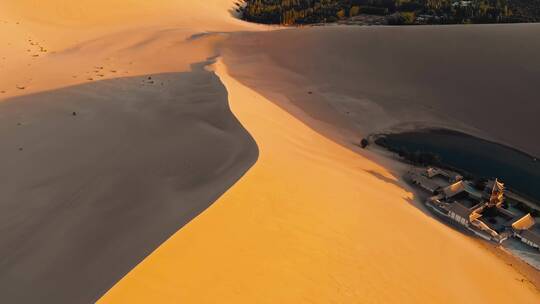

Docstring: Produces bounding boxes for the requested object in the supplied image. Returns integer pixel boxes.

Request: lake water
[375,129,540,203]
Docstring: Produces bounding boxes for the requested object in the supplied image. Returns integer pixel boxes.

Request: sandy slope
[99,59,539,303]
[0,67,258,303]
[221,25,540,157]
[0,1,259,303]
[1,0,539,303]
[0,0,259,99]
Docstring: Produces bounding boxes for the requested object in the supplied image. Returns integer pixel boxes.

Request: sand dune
[0,64,258,303]
[221,25,540,157]
[1,0,243,27]
[1,0,539,303]
[98,59,539,303]
[0,0,261,100]
[1,1,259,303]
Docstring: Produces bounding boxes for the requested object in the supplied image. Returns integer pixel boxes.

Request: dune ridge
[1,1,260,303]
[0,63,258,304]
[98,58,539,303]
[0,1,538,303]
[220,25,540,157]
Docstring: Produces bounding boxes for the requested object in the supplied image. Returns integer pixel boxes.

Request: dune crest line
[1,1,539,302]
[0,67,258,303]
[98,58,539,303]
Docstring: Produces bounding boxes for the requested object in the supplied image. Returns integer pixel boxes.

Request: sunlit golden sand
[99,60,538,303]
[0,0,260,99]
[0,1,538,303]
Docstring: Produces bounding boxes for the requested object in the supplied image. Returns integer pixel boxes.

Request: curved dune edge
[0,0,265,100]
[98,59,539,303]
[2,1,538,302]
[219,25,540,157]
[0,67,259,303]
[0,1,263,302]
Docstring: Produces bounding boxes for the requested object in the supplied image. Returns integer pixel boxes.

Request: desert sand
[99,59,539,303]
[221,25,540,157]
[0,67,257,303]
[0,1,259,303]
[1,1,539,303]
[0,0,262,98]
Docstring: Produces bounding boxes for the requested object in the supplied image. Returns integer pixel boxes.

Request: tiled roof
[443,181,465,197]
[512,213,535,231]
[520,229,540,245]
[449,202,471,219]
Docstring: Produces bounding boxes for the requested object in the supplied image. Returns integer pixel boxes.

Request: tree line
[239,0,540,25]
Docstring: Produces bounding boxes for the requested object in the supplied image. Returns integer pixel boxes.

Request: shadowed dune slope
[2,1,540,303]
[0,65,258,303]
[0,1,263,302]
[221,24,540,156]
[98,59,540,304]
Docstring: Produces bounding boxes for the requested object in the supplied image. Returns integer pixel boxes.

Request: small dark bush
[361,138,369,149]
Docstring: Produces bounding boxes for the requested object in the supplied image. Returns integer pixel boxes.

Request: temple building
[512,214,540,250]
[486,179,505,207]
[448,203,472,227]
[408,168,539,247]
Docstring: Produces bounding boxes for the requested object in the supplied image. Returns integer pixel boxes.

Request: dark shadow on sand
[0,61,258,303]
